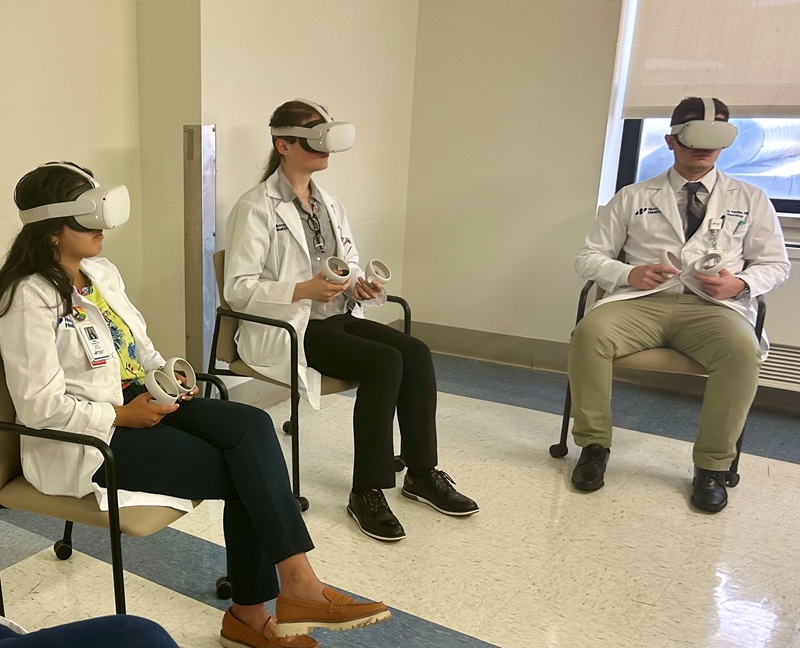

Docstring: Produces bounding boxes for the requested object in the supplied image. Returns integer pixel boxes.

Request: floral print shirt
[79,282,145,387]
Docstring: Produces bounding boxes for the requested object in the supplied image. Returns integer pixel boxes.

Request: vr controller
[145,358,197,405]
[660,250,724,277]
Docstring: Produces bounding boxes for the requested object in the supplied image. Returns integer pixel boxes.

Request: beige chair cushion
[614,348,706,376]
[0,477,196,537]
[230,359,357,394]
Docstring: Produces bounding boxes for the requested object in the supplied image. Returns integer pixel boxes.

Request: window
[617,118,800,217]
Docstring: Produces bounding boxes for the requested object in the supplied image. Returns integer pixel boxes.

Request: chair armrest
[195,373,229,400]
[0,421,121,515]
[755,294,766,342]
[386,295,412,335]
[212,307,300,402]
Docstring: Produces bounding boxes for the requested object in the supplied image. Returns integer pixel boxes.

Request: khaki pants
[567,293,761,471]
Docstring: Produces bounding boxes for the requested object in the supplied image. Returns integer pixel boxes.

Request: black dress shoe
[691,467,728,513]
[347,490,406,541]
[571,443,610,491]
[401,469,479,516]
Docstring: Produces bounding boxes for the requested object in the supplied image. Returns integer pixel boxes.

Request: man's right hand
[627,264,678,290]
[293,272,351,303]
[114,393,178,428]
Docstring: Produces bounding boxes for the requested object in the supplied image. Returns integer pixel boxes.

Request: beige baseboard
[412,321,800,416]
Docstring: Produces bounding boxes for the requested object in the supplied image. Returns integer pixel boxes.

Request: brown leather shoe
[275,586,391,637]
[220,608,319,648]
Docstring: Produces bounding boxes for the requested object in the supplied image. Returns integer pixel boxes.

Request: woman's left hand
[175,373,199,402]
[352,277,383,302]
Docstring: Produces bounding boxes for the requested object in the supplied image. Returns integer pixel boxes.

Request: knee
[711,333,761,373]
[231,404,276,439]
[570,315,608,356]
[96,616,176,647]
[367,345,404,379]
[402,335,432,364]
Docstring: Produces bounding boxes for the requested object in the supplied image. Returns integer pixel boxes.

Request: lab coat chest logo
[276,223,289,232]
[634,207,661,217]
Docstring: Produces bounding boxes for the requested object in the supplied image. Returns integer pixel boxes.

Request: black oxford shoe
[571,443,610,491]
[691,467,728,513]
[347,489,406,541]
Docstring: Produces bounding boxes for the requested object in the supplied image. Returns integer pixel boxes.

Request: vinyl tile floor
[2,356,800,648]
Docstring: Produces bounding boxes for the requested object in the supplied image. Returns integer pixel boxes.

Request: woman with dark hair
[0,162,390,648]
[224,100,479,543]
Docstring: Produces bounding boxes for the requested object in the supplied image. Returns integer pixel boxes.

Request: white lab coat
[575,169,791,357]
[224,173,385,409]
[0,257,192,512]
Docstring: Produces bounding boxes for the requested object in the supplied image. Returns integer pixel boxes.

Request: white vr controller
[145,357,197,405]
[322,257,392,287]
[660,250,724,277]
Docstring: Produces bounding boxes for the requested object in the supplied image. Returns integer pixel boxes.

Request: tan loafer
[220,608,318,648]
[275,586,391,637]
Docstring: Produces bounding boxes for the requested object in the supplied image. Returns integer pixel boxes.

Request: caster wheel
[394,456,406,472]
[216,576,232,599]
[726,472,741,487]
[549,444,569,458]
[282,421,292,435]
[296,496,309,512]
[54,540,73,560]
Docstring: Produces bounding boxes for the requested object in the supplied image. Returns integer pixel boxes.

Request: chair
[209,250,411,511]
[549,280,767,487]
[0,357,230,614]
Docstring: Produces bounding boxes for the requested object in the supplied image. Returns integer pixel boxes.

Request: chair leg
[726,428,745,488]
[549,383,572,458]
[54,521,74,560]
[107,515,127,613]
[0,574,5,617]
[288,391,308,512]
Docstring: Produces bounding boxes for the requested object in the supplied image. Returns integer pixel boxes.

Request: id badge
[77,323,111,368]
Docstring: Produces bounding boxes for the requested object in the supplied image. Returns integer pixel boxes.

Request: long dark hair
[260,100,323,182]
[0,162,94,317]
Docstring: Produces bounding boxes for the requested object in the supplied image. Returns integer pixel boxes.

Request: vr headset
[669,97,738,150]
[271,99,356,153]
[18,163,130,231]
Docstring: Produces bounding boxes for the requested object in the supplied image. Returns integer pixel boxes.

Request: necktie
[684,182,706,240]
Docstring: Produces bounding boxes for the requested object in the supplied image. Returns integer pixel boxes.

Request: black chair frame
[549,280,766,488]
[206,296,411,512]
[0,373,228,615]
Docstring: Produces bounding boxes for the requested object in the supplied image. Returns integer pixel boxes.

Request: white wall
[200,0,419,315]
[404,0,622,343]
[135,0,201,357]
[0,0,144,303]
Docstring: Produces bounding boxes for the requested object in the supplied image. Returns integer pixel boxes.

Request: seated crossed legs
[567,293,761,512]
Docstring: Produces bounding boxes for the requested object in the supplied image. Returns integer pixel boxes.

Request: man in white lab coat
[569,97,790,512]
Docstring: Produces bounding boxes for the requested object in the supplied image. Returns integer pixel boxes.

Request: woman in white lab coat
[224,99,479,543]
[0,162,389,648]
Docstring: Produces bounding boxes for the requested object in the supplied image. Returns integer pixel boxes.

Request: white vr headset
[18,163,130,231]
[270,99,356,153]
[669,97,738,150]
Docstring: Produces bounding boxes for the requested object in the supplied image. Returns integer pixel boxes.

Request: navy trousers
[0,615,177,647]
[93,386,313,604]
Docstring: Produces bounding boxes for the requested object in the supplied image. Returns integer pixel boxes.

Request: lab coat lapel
[648,172,684,241]
[276,201,310,262]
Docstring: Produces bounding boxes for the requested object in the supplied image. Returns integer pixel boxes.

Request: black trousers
[93,385,313,605]
[304,314,438,490]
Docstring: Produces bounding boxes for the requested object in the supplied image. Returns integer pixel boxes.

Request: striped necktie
[684,182,706,240]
